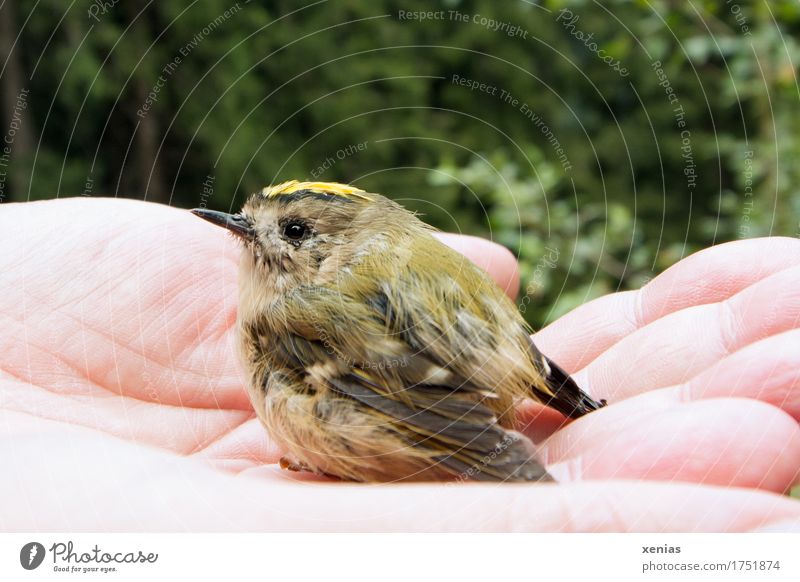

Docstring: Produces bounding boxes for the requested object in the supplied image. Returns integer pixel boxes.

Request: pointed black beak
[191,208,254,239]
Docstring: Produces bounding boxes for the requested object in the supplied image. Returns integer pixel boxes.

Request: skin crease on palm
[0,198,799,532]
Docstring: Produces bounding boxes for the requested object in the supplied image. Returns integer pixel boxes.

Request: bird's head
[191,180,414,298]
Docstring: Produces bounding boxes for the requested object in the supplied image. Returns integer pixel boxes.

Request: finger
[639,236,800,317]
[0,198,250,410]
[533,291,638,371]
[543,393,800,493]
[217,474,800,532]
[519,329,800,438]
[3,430,799,531]
[534,237,800,371]
[192,416,282,467]
[435,233,521,300]
[686,329,800,420]
[0,380,256,456]
[574,265,800,402]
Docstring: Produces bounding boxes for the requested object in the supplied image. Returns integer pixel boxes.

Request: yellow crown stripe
[261,180,373,201]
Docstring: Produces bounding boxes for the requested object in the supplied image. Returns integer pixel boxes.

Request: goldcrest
[192,180,605,482]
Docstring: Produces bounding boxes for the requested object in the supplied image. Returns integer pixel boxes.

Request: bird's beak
[190,208,254,239]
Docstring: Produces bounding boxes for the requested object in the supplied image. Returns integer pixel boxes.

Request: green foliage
[431,149,660,323]
[3,0,799,326]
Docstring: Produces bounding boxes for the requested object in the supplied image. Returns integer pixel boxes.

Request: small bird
[192,180,605,482]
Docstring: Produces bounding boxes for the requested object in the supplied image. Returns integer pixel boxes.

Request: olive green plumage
[191,181,604,482]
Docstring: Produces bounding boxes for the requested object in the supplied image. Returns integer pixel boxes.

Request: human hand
[1,198,798,531]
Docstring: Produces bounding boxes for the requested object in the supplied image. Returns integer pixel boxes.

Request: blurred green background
[2,0,799,325]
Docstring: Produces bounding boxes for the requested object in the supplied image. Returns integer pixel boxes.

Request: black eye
[282,221,308,241]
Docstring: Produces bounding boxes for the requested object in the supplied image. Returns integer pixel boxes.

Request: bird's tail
[538,355,607,419]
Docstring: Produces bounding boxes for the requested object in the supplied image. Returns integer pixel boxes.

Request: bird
[191,180,605,482]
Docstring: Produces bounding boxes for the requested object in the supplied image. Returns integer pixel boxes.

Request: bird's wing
[270,276,563,479]
[276,282,492,395]
[383,236,606,419]
[261,296,551,481]
[328,368,552,482]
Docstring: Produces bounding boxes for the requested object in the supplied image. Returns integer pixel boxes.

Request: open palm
[1,198,798,531]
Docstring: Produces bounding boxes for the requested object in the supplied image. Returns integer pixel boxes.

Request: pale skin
[1,197,798,532]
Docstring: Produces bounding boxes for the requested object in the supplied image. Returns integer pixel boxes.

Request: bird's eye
[282,220,308,241]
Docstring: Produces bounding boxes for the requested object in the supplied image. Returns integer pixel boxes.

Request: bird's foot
[279,456,341,481]
[279,456,312,473]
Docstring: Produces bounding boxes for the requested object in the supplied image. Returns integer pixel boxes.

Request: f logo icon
[20,542,45,570]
